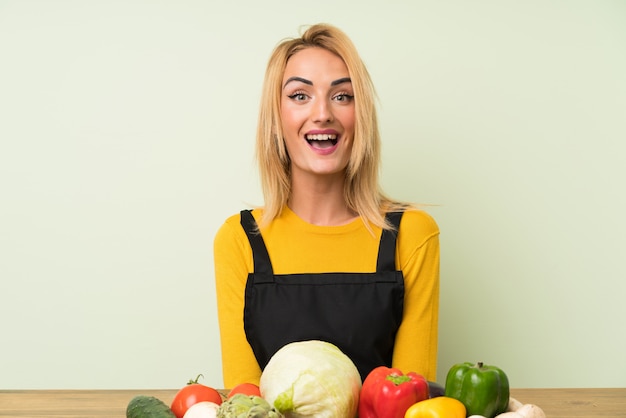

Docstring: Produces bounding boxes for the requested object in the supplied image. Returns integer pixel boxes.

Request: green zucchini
[126,395,176,418]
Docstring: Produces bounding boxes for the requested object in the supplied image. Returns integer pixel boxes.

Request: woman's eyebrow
[283,76,352,89]
[283,76,312,88]
[331,77,351,86]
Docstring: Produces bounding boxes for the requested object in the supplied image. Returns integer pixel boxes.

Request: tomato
[227,382,261,398]
[170,375,222,418]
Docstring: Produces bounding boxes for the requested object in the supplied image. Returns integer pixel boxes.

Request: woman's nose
[312,99,334,123]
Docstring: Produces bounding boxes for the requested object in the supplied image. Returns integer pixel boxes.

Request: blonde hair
[256,23,408,229]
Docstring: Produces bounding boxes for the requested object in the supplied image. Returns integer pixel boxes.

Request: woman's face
[280,47,355,180]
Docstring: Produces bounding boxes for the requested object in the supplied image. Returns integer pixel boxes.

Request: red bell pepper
[358,366,430,418]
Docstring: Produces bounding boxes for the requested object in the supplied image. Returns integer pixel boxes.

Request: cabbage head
[259,340,361,418]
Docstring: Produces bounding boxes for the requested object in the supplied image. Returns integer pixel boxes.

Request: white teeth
[306,134,337,140]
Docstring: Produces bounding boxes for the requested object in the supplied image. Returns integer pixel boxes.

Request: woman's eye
[287,92,308,101]
[334,93,354,102]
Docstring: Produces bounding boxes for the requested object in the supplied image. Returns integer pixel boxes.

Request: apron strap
[376,211,404,272]
[241,209,404,274]
[240,210,274,275]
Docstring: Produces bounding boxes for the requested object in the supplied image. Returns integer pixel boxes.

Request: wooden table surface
[0,388,624,417]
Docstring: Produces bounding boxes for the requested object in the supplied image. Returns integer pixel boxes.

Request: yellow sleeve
[213,214,262,388]
[392,210,440,381]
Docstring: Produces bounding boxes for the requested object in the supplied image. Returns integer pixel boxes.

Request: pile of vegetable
[125,340,546,418]
[126,375,279,418]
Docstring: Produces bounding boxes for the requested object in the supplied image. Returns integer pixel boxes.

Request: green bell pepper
[444,361,510,418]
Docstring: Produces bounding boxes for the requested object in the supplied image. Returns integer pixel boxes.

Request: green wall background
[1,0,625,389]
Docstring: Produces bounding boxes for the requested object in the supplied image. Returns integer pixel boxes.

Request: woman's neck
[288,172,358,226]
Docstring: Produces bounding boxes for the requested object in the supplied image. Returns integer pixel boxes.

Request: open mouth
[305,133,338,149]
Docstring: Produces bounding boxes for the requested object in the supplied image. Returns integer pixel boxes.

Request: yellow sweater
[213,206,440,388]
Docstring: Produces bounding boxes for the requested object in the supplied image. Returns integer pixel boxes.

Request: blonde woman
[214,23,440,389]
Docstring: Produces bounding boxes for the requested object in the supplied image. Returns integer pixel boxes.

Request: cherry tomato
[227,382,261,398]
[170,375,222,418]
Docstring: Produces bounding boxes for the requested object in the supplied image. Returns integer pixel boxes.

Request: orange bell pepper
[404,396,466,418]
